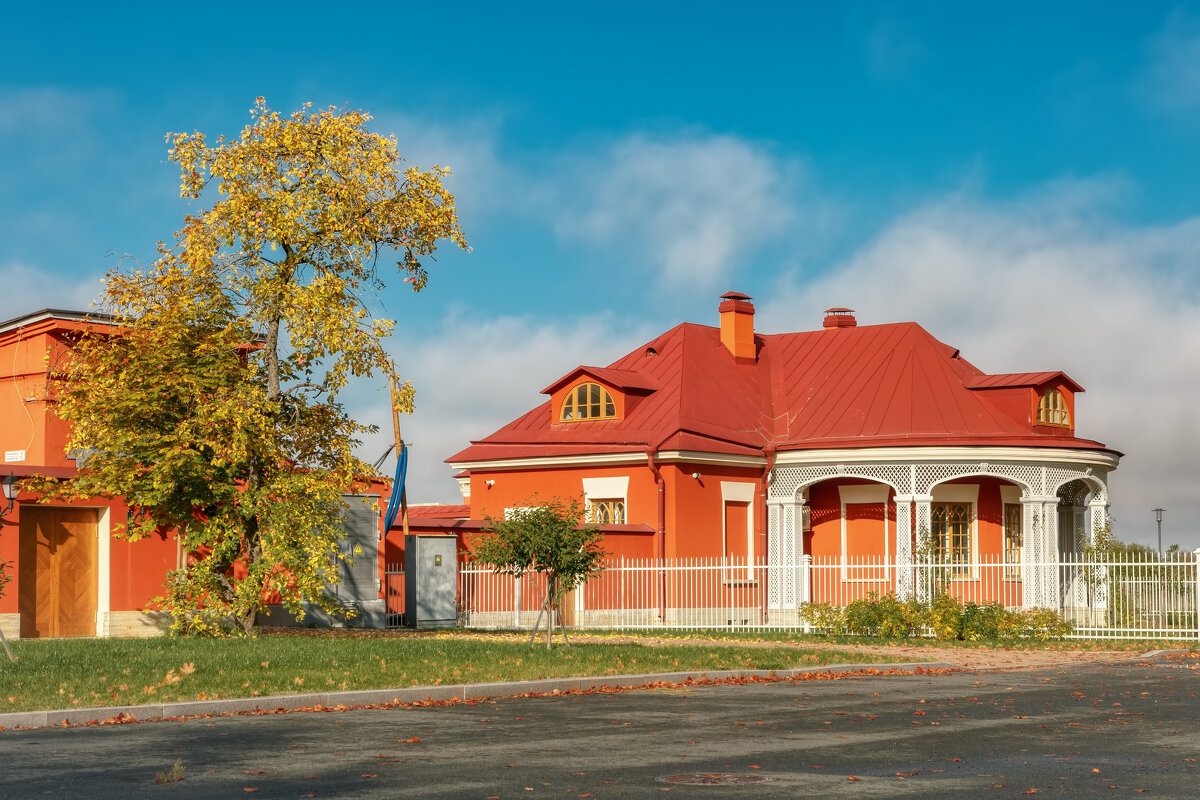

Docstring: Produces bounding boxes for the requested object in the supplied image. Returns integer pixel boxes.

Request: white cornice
[654,450,768,468]
[773,445,1120,471]
[450,444,1120,473]
[447,452,650,472]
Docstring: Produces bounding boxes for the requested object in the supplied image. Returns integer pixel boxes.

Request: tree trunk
[528,598,545,646]
[265,252,294,405]
[239,523,262,635]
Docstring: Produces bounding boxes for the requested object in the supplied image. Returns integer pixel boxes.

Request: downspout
[645,447,666,621]
[759,444,776,619]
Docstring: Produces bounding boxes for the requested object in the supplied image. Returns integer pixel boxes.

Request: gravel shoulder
[556,634,1167,669]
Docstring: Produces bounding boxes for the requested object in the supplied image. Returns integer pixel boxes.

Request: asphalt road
[1,661,1196,799]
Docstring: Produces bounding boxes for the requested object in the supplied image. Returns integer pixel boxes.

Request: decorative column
[1021,496,1060,610]
[767,495,803,611]
[1086,498,1110,614]
[893,493,914,600]
[1087,499,1109,542]
[766,497,784,609]
[912,494,933,602]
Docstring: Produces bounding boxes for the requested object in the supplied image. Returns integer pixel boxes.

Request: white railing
[384,551,1200,640]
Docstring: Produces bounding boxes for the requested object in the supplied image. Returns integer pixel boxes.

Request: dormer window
[1037,388,1070,427]
[561,382,616,421]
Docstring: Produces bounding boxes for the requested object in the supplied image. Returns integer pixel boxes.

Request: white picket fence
[386,551,1200,640]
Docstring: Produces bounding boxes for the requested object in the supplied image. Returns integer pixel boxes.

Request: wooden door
[18,507,98,638]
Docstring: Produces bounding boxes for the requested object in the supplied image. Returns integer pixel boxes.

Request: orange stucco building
[443,293,1122,612]
[0,309,390,638]
[0,310,181,639]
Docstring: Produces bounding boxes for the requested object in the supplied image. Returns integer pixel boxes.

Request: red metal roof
[448,315,1112,465]
[542,366,657,394]
[965,372,1084,392]
[406,504,470,519]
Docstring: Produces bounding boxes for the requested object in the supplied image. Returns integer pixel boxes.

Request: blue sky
[4,2,1199,548]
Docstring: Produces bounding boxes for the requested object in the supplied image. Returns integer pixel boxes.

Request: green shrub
[878,594,927,638]
[844,594,885,635]
[1015,608,1074,640]
[798,602,845,633]
[927,592,962,640]
[959,602,1009,641]
[801,593,1073,641]
[842,593,927,638]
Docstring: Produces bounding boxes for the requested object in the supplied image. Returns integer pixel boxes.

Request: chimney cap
[721,291,753,302]
[823,307,857,329]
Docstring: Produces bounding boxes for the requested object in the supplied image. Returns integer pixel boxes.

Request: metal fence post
[514,573,522,629]
[801,553,812,606]
[1193,549,1200,642]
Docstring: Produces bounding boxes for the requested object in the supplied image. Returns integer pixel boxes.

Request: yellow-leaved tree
[36,99,466,635]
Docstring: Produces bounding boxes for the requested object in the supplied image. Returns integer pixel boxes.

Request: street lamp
[1,473,17,517]
[1152,508,1165,553]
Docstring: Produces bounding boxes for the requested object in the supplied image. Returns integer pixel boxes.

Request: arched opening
[1055,477,1106,554]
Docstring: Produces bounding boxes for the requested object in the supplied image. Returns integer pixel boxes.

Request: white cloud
[368,110,512,224]
[758,181,1200,549]
[1142,7,1200,111]
[0,261,105,321]
[553,133,807,291]
[351,118,829,297]
[350,310,657,504]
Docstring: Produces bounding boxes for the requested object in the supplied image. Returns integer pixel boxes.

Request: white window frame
[582,476,629,524]
[930,484,979,580]
[721,481,756,580]
[1000,485,1023,581]
[503,507,534,521]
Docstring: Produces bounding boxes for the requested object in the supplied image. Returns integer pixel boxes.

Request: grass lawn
[0,632,906,714]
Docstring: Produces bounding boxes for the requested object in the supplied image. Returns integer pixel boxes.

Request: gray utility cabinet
[404,534,458,628]
[330,494,385,628]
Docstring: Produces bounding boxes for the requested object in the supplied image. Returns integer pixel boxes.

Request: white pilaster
[893,494,914,600]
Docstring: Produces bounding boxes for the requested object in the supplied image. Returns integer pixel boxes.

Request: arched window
[1037,389,1070,426]
[590,499,626,524]
[561,382,616,421]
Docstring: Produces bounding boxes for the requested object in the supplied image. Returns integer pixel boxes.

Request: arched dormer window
[1037,388,1070,426]
[561,382,616,421]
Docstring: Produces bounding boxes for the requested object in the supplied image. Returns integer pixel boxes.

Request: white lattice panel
[767,456,1113,612]
[772,459,1108,503]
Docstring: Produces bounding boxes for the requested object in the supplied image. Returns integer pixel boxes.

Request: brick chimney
[823,307,857,329]
[719,291,756,361]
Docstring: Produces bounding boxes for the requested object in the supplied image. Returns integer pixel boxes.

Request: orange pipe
[645,447,666,620]
[759,444,776,618]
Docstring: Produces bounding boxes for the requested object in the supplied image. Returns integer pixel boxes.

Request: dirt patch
[262,627,1174,670]
[548,634,1160,670]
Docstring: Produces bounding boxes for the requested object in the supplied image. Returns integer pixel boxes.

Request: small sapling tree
[472,497,607,648]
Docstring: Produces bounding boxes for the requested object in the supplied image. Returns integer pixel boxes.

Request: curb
[0,661,957,731]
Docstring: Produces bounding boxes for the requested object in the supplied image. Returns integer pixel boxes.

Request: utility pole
[389,369,409,539]
[1152,508,1164,554]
